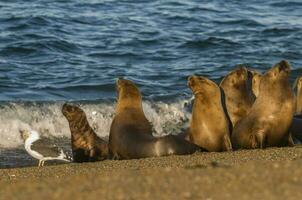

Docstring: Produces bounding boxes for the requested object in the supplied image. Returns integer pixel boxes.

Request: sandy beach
[1,146,302,200]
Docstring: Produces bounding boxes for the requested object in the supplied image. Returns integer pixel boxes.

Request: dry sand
[1,146,302,200]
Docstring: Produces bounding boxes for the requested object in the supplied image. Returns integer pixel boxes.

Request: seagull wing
[30,138,63,158]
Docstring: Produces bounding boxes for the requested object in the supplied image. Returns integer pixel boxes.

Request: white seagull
[20,130,72,167]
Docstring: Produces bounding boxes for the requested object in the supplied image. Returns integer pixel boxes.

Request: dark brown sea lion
[220,66,256,127]
[290,114,302,142]
[109,78,203,159]
[289,77,302,142]
[293,76,302,114]
[231,60,295,149]
[187,75,232,151]
[62,104,108,162]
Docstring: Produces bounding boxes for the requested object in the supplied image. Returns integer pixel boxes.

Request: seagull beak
[19,130,29,140]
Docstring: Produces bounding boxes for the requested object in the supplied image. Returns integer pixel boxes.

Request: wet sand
[1,146,302,200]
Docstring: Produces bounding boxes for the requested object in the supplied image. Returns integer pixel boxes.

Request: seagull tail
[60,150,73,162]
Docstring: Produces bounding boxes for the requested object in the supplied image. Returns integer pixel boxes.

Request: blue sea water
[0,0,302,101]
[0,0,302,168]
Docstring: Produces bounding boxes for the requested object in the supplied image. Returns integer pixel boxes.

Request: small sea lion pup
[187,75,232,151]
[109,78,203,159]
[232,60,295,149]
[62,104,108,162]
[220,66,256,127]
[293,76,302,114]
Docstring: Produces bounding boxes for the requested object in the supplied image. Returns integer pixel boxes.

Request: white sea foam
[0,99,192,148]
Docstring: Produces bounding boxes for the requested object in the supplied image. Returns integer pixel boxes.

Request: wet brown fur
[109,79,203,159]
[231,60,295,149]
[249,69,263,98]
[62,104,108,162]
[293,76,302,114]
[187,75,232,152]
[220,66,256,127]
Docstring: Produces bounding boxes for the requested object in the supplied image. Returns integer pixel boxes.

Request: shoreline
[1,146,302,199]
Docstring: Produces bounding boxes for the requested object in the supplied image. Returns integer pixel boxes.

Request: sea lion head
[220,66,251,91]
[258,60,291,98]
[261,60,291,86]
[188,75,218,97]
[116,78,142,111]
[265,60,290,79]
[62,103,86,122]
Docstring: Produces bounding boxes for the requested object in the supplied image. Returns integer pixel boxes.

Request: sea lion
[109,78,203,159]
[187,75,232,151]
[290,115,302,142]
[62,104,108,162]
[220,66,256,127]
[249,69,263,98]
[293,76,302,114]
[289,77,302,142]
[231,60,295,149]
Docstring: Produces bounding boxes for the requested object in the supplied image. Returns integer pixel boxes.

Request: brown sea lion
[249,69,263,98]
[109,78,203,159]
[220,66,256,127]
[62,104,108,162]
[293,76,302,114]
[289,77,302,142]
[290,115,302,142]
[187,75,232,151]
[231,60,295,149]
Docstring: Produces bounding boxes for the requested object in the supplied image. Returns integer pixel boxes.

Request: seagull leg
[38,160,42,167]
[41,160,45,167]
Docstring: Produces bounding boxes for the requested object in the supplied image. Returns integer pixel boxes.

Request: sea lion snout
[116,78,135,91]
[187,75,198,88]
[233,67,248,81]
[115,78,141,101]
[236,66,247,76]
[187,75,209,88]
[278,60,290,72]
[116,77,125,86]
[116,78,133,86]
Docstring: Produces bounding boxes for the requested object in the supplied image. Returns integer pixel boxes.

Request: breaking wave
[0,99,192,148]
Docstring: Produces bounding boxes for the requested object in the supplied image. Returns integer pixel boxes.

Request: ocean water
[0,0,302,168]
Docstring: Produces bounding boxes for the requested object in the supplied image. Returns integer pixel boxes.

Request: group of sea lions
[61,60,302,162]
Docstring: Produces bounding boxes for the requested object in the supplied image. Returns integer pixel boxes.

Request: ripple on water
[0,0,301,101]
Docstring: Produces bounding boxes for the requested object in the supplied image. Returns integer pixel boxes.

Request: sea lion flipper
[89,148,95,158]
[255,130,266,149]
[288,133,295,147]
[222,135,232,151]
